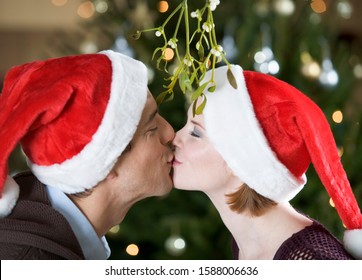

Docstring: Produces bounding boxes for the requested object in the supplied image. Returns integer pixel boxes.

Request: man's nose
[160,117,175,145]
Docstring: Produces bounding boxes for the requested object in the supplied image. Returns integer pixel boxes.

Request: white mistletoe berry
[168,39,177,49]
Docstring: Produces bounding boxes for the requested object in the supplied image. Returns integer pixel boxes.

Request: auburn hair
[225,183,277,216]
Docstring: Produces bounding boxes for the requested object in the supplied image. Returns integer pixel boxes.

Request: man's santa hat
[0,50,148,218]
[202,65,362,259]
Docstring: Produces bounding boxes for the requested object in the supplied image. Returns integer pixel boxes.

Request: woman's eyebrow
[191,120,205,129]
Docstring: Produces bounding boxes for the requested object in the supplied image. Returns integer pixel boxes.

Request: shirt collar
[45,185,111,260]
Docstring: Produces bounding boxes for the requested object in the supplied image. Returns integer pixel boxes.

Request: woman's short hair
[225,183,277,216]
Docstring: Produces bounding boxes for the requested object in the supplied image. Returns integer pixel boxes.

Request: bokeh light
[51,0,68,6]
[126,244,139,256]
[311,0,327,14]
[158,1,169,13]
[332,110,343,124]
[77,1,95,19]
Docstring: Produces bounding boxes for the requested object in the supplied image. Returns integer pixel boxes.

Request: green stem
[208,7,218,46]
[211,54,216,82]
[174,46,182,65]
[184,0,190,56]
[173,5,185,39]
[162,2,183,29]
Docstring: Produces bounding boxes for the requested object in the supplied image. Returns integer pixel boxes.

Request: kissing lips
[172,157,182,166]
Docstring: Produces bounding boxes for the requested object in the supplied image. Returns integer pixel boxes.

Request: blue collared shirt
[45,185,111,260]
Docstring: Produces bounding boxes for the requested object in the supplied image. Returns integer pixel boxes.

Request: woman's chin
[172,178,192,191]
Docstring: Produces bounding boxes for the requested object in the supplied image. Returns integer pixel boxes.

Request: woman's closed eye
[190,127,202,138]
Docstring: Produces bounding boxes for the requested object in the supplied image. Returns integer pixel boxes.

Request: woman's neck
[205,188,312,259]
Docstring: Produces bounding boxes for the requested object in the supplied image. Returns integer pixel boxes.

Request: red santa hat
[202,64,362,259]
[0,50,148,218]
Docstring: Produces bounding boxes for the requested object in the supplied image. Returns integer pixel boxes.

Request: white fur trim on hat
[29,51,148,193]
[0,176,20,218]
[343,229,362,259]
[203,65,306,202]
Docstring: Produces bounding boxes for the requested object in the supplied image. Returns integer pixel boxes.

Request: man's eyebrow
[144,109,158,127]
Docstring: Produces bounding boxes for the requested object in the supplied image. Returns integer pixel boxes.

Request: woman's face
[172,105,237,192]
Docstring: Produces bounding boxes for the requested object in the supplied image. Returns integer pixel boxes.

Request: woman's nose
[172,128,184,149]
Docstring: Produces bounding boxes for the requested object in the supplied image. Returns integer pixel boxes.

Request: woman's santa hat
[0,50,148,218]
[202,64,362,259]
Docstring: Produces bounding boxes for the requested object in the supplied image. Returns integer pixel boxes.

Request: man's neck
[69,183,133,237]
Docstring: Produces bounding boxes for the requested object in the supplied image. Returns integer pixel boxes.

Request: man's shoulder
[0,171,85,260]
[13,170,40,186]
[0,242,65,260]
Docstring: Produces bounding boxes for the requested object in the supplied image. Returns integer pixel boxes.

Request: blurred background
[1,0,362,259]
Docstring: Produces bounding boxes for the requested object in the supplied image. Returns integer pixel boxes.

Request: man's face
[112,92,175,201]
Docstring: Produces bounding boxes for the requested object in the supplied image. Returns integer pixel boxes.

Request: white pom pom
[0,176,20,218]
[343,229,362,259]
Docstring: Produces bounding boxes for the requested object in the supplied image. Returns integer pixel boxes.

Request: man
[0,50,175,259]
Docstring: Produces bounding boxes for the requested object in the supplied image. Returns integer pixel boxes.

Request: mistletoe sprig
[133,0,237,115]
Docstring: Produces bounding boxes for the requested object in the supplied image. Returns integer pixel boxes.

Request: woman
[172,64,362,259]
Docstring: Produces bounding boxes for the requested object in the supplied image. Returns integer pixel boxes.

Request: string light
[77,1,95,19]
[113,36,134,57]
[95,0,108,14]
[332,110,343,124]
[337,146,344,157]
[222,35,238,61]
[353,64,362,79]
[337,0,353,19]
[158,1,169,13]
[51,0,68,6]
[126,244,139,256]
[165,235,186,256]
[108,225,120,234]
[273,0,295,16]
[318,38,339,87]
[79,40,98,54]
[311,0,327,14]
[300,52,321,79]
[254,24,280,75]
[319,58,339,87]
[329,198,335,208]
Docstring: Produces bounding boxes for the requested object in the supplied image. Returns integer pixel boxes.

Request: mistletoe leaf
[179,70,188,93]
[197,43,205,61]
[208,85,216,92]
[192,98,197,117]
[152,47,163,61]
[185,78,192,92]
[189,70,198,86]
[156,55,165,70]
[156,90,173,105]
[191,93,206,117]
[191,82,208,101]
[195,94,207,115]
[227,68,238,89]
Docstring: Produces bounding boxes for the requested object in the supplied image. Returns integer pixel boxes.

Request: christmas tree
[8,0,362,259]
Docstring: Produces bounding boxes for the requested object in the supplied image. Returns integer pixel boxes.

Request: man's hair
[225,183,277,216]
[69,142,133,200]
[70,189,94,199]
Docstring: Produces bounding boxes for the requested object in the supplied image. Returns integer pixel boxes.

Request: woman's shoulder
[274,220,354,260]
